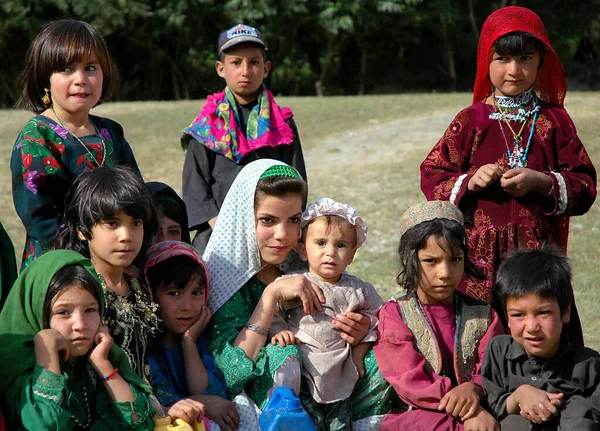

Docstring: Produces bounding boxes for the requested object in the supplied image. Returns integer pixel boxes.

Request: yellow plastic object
[154,416,205,431]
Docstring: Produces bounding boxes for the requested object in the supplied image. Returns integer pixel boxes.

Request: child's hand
[34,328,71,362]
[89,325,113,364]
[500,168,550,197]
[438,382,482,420]
[201,395,240,431]
[183,305,212,343]
[507,385,563,423]
[468,164,504,192]
[271,330,297,347]
[463,406,500,431]
[167,398,205,425]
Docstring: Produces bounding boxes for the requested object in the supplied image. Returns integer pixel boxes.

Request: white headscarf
[203,159,302,312]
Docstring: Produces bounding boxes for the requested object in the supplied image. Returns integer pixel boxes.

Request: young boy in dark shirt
[181,24,307,254]
[482,246,600,430]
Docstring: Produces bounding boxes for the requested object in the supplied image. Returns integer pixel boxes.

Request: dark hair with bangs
[219,43,268,62]
[54,166,158,259]
[147,255,207,299]
[492,31,546,67]
[300,215,357,246]
[396,218,485,293]
[43,264,102,328]
[17,19,117,114]
[495,245,572,316]
[254,176,308,210]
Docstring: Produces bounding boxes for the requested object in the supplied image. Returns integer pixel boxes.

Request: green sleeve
[94,383,155,430]
[20,365,73,430]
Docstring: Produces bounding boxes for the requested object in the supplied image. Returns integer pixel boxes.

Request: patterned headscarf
[473,6,566,106]
[144,240,208,303]
[202,159,303,312]
[0,250,152,428]
[399,201,464,237]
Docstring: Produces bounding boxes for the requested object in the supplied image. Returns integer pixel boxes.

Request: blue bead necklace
[495,95,539,169]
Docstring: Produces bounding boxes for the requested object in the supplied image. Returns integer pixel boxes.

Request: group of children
[0,5,598,431]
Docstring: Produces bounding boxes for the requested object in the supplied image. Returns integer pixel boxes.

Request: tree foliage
[1,0,599,107]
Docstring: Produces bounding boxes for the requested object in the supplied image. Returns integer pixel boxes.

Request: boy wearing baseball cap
[181,24,307,254]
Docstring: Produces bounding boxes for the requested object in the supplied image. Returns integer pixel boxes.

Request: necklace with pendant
[494,95,539,169]
[51,106,106,167]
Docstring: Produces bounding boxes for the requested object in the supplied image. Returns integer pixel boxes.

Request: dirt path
[302,108,456,167]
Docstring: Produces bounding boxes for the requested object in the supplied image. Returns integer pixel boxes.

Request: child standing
[145,240,242,430]
[0,250,155,430]
[374,201,504,430]
[54,166,160,385]
[482,246,600,430]
[181,24,307,254]
[269,197,384,430]
[11,19,141,270]
[420,6,596,343]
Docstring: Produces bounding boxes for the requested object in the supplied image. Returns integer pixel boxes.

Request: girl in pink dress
[420,6,596,344]
[374,201,504,431]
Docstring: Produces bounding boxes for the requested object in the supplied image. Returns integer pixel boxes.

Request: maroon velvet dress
[420,101,596,342]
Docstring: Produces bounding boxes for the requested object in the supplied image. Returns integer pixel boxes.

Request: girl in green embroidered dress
[54,166,160,384]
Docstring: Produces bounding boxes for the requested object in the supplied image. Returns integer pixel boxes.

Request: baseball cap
[218,24,268,55]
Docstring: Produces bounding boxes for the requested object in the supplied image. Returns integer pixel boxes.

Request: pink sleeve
[374,301,454,409]
[471,308,505,388]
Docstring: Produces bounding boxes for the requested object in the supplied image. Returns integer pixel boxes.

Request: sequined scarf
[181,86,294,164]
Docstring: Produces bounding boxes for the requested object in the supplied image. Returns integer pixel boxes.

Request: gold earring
[42,88,51,105]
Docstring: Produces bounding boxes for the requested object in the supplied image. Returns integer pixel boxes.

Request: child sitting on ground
[145,241,241,430]
[269,197,384,430]
[181,23,307,254]
[374,200,504,430]
[482,246,600,430]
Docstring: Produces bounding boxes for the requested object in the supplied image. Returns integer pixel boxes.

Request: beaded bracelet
[103,368,119,381]
[244,322,269,336]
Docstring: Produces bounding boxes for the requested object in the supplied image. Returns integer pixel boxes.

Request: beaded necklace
[492,91,539,169]
[51,106,106,167]
[70,382,91,428]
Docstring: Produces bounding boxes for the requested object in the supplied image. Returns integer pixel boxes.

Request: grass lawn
[1,92,599,350]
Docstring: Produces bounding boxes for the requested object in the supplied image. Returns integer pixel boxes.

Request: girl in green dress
[0,250,155,430]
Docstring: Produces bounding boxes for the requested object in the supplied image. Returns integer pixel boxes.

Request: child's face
[297,218,357,284]
[489,50,540,97]
[49,284,101,361]
[216,44,271,104]
[153,215,182,245]
[506,293,570,359]
[49,52,103,118]
[87,210,144,272]
[255,193,303,267]
[416,235,464,305]
[155,277,206,335]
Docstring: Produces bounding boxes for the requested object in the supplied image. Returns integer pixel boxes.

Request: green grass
[1,92,599,350]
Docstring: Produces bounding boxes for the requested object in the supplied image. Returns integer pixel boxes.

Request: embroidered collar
[494,88,535,109]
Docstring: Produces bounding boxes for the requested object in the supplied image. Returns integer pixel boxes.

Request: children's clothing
[270,271,383,404]
[482,334,600,430]
[420,7,596,344]
[0,250,155,430]
[374,291,504,430]
[181,88,307,254]
[102,275,161,383]
[204,159,395,422]
[149,334,229,406]
[11,115,140,269]
[0,220,17,312]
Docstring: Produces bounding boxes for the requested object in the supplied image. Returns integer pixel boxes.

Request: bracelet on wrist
[103,368,119,381]
[244,322,269,336]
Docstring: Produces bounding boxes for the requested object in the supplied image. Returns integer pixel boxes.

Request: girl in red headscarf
[420,6,596,345]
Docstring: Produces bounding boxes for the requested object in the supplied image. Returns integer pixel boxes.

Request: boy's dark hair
[300,215,357,246]
[219,44,268,63]
[17,19,117,114]
[54,166,158,258]
[43,264,102,328]
[254,176,308,210]
[146,255,206,298]
[492,31,546,68]
[495,245,573,316]
[396,218,485,292]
